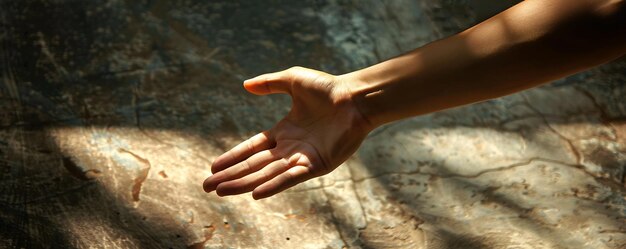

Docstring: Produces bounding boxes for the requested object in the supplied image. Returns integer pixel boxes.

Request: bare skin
[204,0,625,199]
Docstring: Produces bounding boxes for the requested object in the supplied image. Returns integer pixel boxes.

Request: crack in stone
[187,225,215,249]
[522,94,582,164]
[118,148,151,202]
[344,159,368,231]
[61,156,101,181]
[348,179,368,230]
[350,156,626,196]
[497,113,570,127]
[544,123,582,163]
[320,188,350,248]
[292,157,584,193]
[363,158,550,180]
[521,90,626,188]
[598,229,626,234]
[521,91,626,188]
[575,86,626,142]
[351,157,541,182]
[289,179,352,193]
[291,157,589,194]
[575,86,611,121]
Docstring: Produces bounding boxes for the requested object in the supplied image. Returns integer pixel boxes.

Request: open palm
[203,67,371,199]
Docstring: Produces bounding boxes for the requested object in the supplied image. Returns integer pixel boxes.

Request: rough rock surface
[0,0,625,248]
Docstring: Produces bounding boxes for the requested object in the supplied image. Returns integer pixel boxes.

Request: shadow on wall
[350,1,626,246]
[0,0,329,247]
[0,123,253,248]
[352,61,626,248]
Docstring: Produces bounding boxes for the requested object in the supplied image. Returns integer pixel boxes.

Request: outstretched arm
[347,0,626,127]
[204,0,625,199]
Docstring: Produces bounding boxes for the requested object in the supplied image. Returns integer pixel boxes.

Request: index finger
[212,131,275,174]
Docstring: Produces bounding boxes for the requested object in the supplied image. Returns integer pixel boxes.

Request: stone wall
[0,1,624,248]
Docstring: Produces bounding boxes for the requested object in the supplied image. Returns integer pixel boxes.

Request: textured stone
[0,0,625,248]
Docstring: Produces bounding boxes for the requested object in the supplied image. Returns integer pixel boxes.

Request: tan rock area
[0,0,624,248]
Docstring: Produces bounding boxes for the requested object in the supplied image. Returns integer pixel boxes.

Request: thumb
[243,70,293,95]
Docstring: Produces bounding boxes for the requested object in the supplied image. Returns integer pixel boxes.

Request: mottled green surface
[1,1,625,248]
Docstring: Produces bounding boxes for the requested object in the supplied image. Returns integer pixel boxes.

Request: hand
[203,67,372,199]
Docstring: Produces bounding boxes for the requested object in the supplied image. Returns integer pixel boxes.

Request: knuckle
[268,148,285,159]
[288,66,304,71]
[283,170,295,182]
[246,140,255,152]
[261,130,272,140]
[241,159,252,172]
[260,169,271,181]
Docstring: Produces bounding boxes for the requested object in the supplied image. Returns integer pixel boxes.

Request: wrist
[337,70,383,131]
[339,50,431,128]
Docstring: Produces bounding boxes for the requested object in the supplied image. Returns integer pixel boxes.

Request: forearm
[344,0,626,128]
